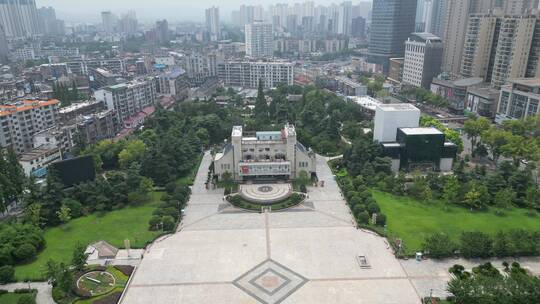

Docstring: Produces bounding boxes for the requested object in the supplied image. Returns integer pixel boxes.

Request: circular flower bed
[76,271,116,297]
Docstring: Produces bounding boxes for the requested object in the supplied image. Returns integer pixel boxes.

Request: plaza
[120,152,455,304]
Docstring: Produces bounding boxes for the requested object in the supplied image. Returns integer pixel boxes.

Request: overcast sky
[36,0,371,24]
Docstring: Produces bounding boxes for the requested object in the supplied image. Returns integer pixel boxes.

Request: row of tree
[423,230,540,259]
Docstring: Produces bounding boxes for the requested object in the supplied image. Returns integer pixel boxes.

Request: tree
[118,140,147,169]
[56,205,71,225]
[254,79,269,123]
[161,215,175,231]
[0,265,14,283]
[493,189,516,213]
[24,204,43,227]
[72,243,88,271]
[463,117,491,157]
[481,127,511,163]
[442,176,461,206]
[13,243,37,261]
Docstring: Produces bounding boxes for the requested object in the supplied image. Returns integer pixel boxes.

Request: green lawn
[15,192,162,281]
[373,190,540,255]
[0,292,36,304]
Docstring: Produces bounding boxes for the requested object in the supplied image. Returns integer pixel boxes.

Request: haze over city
[0,1,539,304]
[36,0,371,22]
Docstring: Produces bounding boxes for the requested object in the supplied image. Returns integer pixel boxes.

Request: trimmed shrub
[161,216,175,231]
[300,184,307,193]
[356,211,370,225]
[375,214,387,226]
[422,233,456,258]
[13,289,37,294]
[17,294,35,304]
[460,232,493,258]
[93,291,122,304]
[0,289,8,295]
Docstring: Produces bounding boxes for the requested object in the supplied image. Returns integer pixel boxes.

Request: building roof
[409,32,442,43]
[19,146,60,162]
[86,240,118,259]
[399,127,443,136]
[0,99,60,117]
[376,103,420,112]
[453,77,484,87]
[508,78,540,87]
[349,96,382,111]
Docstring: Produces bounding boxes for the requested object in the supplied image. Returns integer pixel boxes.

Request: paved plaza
[120,152,540,304]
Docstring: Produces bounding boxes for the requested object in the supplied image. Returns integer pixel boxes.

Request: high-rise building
[428,0,448,38]
[461,14,540,88]
[441,0,498,77]
[501,0,539,14]
[337,1,353,35]
[245,22,273,59]
[155,19,169,45]
[369,0,416,73]
[351,16,366,39]
[101,11,115,33]
[0,25,7,63]
[0,0,40,38]
[368,0,417,73]
[119,11,138,34]
[205,6,220,42]
[402,33,444,89]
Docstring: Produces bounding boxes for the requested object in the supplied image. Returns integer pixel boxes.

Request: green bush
[423,233,456,258]
[17,294,36,304]
[352,204,366,215]
[375,213,387,226]
[161,216,175,231]
[460,232,493,258]
[367,202,380,215]
[0,265,14,283]
[148,216,162,230]
[356,211,370,225]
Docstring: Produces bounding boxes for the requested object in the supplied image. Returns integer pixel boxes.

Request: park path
[1,281,54,304]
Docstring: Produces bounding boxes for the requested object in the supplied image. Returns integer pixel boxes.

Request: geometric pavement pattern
[233,259,308,304]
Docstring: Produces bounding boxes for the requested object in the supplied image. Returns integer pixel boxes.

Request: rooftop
[349,96,382,111]
[508,78,540,87]
[399,127,443,136]
[376,103,420,112]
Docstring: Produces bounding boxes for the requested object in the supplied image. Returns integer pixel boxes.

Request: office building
[214,124,316,181]
[374,104,456,172]
[337,1,352,35]
[158,69,189,101]
[245,22,273,59]
[497,78,540,123]
[388,58,404,85]
[502,0,539,15]
[38,6,64,36]
[351,16,366,39]
[101,11,115,33]
[183,53,218,86]
[368,0,417,73]
[217,61,294,89]
[205,6,220,42]
[0,99,60,154]
[402,33,443,89]
[0,0,40,38]
[97,78,157,125]
[119,11,138,34]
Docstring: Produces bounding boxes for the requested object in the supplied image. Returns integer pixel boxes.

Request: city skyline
[36,0,373,23]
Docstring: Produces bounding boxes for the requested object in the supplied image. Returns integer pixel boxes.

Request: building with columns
[214,124,316,181]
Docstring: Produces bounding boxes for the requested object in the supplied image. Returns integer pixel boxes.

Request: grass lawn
[373,190,540,255]
[15,192,162,281]
[0,292,36,304]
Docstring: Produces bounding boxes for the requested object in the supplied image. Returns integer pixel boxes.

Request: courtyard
[120,152,425,303]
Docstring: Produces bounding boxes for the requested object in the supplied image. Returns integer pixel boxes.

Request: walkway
[1,282,54,304]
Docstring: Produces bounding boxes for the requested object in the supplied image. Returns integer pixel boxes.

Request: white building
[497,78,540,123]
[214,124,316,181]
[205,6,220,41]
[96,78,157,125]
[373,103,421,143]
[0,0,40,38]
[402,33,443,89]
[217,61,294,89]
[0,99,60,154]
[245,22,273,59]
[18,145,62,177]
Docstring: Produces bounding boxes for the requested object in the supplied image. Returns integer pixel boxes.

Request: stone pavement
[121,152,423,304]
[1,282,54,304]
[121,152,540,304]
